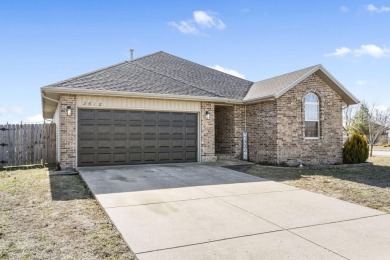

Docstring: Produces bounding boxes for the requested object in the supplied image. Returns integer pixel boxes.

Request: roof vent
[130,49,134,61]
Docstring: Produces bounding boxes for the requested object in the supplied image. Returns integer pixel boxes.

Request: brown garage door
[78,109,198,166]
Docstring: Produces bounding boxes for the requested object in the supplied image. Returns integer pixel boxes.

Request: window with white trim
[304,93,320,138]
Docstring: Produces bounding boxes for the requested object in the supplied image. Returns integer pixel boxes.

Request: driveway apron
[78,163,390,260]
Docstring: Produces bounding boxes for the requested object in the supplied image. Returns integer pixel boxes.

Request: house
[41,51,359,169]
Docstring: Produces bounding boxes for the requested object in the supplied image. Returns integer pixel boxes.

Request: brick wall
[276,73,343,165]
[215,106,234,154]
[201,102,217,162]
[246,101,278,164]
[59,95,77,169]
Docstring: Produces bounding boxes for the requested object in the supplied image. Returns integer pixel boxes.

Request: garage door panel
[144,152,157,161]
[113,153,127,163]
[172,113,185,122]
[158,139,170,148]
[96,139,112,149]
[144,112,158,121]
[186,113,197,122]
[144,139,157,148]
[144,125,156,134]
[129,125,142,134]
[97,153,111,163]
[78,109,198,166]
[158,126,170,135]
[158,152,170,161]
[158,112,171,121]
[186,139,196,147]
[172,152,184,160]
[186,126,196,134]
[113,111,128,121]
[172,126,183,134]
[129,139,142,148]
[113,139,127,149]
[80,153,95,164]
[79,124,95,135]
[79,139,95,149]
[172,139,184,147]
[186,151,197,161]
[129,153,142,162]
[113,124,127,134]
[79,109,95,120]
[96,110,112,120]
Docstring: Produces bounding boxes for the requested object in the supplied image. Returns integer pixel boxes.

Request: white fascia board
[41,87,244,104]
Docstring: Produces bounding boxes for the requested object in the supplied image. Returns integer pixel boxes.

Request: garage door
[78,109,198,166]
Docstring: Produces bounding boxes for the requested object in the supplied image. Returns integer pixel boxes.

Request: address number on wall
[82,102,102,107]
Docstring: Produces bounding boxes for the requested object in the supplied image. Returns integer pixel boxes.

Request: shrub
[383,144,389,148]
[343,132,369,164]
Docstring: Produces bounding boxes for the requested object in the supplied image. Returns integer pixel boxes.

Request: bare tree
[342,104,358,137]
[365,103,390,156]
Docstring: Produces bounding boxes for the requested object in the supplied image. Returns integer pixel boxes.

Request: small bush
[383,144,389,148]
[343,132,369,164]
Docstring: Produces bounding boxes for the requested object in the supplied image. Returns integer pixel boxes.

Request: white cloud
[325,47,352,57]
[367,4,390,13]
[326,44,390,58]
[209,65,245,79]
[168,21,199,35]
[0,107,6,114]
[356,80,370,86]
[354,44,389,58]
[10,106,23,115]
[340,6,349,13]
[25,114,44,123]
[193,11,225,30]
[169,10,225,35]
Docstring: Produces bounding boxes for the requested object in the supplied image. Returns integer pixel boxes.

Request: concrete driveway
[78,163,390,260]
[373,150,390,156]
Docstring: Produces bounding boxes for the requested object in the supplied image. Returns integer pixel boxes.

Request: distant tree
[365,103,390,156]
[342,104,358,137]
[350,102,369,136]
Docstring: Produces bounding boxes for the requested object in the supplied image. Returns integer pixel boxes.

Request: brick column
[233,105,245,159]
[59,95,77,169]
[201,102,217,162]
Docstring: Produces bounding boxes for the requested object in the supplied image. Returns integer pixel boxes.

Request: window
[304,93,319,138]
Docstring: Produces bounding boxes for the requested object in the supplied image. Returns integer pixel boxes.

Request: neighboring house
[41,51,359,169]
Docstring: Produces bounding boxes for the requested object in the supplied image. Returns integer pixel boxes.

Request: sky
[1,0,389,124]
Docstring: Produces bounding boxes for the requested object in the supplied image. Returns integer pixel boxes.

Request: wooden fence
[0,124,56,167]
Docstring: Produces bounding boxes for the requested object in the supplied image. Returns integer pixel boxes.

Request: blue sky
[1,0,389,124]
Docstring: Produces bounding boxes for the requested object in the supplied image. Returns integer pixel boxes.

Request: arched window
[304,93,319,138]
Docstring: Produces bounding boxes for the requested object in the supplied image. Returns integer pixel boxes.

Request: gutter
[41,89,59,119]
[42,87,244,104]
[41,91,60,104]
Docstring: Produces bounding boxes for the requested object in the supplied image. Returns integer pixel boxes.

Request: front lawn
[0,167,135,259]
[244,157,390,213]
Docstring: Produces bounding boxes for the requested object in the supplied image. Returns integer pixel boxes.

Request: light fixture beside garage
[205,111,210,120]
[67,106,72,116]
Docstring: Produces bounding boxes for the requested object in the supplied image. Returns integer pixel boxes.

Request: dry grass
[245,157,390,213]
[373,145,390,151]
[0,167,135,259]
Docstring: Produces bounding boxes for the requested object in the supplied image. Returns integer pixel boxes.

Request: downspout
[243,105,248,161]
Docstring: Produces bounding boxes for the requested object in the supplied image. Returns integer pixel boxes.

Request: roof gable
[43,51,254,100]
[244,65,359,105]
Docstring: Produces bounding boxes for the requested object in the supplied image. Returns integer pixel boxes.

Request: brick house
[41,51,358,169]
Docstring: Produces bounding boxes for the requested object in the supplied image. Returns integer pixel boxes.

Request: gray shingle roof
[43,51,254,100]
[42,51,358,105]
[244,65,319,101]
